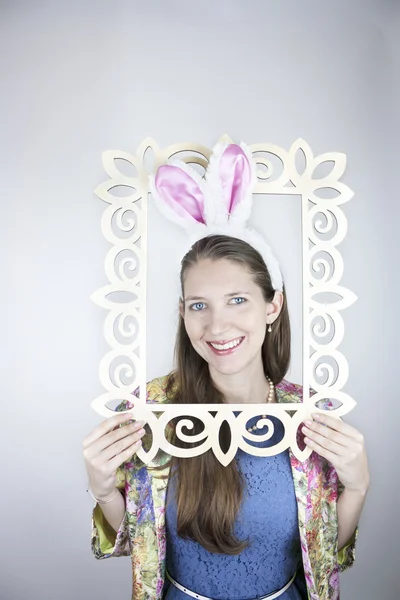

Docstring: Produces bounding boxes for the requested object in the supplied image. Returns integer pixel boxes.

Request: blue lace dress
[163,416,304,600]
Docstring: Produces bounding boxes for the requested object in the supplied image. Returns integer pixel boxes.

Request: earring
[268,323,272,333]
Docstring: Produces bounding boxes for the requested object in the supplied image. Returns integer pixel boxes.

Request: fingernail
[312,413,321,420]
[304,419,313,427]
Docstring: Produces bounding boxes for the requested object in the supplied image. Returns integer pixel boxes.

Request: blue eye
[190,302,206,311]
[230,297,246,305]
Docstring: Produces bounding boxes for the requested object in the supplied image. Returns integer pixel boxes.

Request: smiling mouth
[206,337,245,352]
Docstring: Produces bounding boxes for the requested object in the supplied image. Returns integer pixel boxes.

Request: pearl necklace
[247,375,274,433]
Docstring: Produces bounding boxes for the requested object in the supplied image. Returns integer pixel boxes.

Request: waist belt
[165,568,297,600]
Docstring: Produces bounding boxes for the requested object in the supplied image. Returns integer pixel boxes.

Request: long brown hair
[161,235,291,554]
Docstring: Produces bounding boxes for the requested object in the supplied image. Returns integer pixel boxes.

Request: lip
[206,336,245,356]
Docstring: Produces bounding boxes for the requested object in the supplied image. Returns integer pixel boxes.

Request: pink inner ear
[219,145,252,215]
[155,165,205,223]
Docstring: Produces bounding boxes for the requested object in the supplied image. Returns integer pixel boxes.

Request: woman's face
[181,258,274,377]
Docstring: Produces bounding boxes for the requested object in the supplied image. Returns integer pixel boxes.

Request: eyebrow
[184,291,251,302]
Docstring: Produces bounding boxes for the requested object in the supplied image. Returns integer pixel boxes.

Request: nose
[207,309,230,338]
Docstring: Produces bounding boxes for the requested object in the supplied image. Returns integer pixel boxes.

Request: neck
[209,359,276,404]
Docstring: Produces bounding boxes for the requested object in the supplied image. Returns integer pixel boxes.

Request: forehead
[183,259,256,295]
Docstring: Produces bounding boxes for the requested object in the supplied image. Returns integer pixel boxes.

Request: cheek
[184,316,203,341]
[241,309,266,331]
[243,312,267,344]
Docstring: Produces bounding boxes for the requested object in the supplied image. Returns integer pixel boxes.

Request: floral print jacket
[91,376,358,600]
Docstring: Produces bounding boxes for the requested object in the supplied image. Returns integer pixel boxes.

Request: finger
[311,412,362,441]
[83,411,137,449]
[108,437,144,472]
[87,420,146,459]
[302,424,348,456]
[303,435,338,463]
[303,418,349,448]
[102,426,146,462]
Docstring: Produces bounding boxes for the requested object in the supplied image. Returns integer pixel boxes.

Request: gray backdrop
[1,1,398,599]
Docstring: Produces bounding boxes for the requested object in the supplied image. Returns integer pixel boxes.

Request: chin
[209,360,248,377]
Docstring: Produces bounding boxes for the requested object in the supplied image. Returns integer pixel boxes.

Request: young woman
[83,234,369,600]
[83,142,369,600]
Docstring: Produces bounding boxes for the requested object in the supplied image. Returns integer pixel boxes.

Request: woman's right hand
[83,412,146,501]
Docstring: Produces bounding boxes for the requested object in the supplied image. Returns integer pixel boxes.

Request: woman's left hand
[302,413,370,493]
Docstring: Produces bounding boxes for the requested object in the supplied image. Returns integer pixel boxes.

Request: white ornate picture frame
[91,135,357,465]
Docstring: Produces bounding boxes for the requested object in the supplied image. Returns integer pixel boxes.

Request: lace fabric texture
[164,416,303,600]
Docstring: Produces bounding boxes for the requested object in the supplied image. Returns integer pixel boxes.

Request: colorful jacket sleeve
[91,398,136,559]
[91,466,132,558]
[315,396,359,573]
[91,377,170,560]
[337,480,358,572]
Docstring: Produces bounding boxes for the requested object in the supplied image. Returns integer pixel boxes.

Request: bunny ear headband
[149,142,283,292]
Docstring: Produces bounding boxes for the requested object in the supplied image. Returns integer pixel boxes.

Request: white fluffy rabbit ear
[149,161,207,230]
[204,142,256,227]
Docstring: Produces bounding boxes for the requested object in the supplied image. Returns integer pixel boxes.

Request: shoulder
[113,374,171,412]
[276,378,307,403]
[144,374,171,404]
[276,378,333,410]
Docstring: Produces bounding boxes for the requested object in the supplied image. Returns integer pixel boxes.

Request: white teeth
[210,338,242,351]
